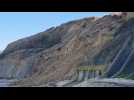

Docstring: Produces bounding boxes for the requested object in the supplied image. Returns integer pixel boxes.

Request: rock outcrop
[0,13,134,86]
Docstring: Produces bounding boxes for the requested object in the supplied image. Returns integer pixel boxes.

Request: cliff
[0,13,134,86]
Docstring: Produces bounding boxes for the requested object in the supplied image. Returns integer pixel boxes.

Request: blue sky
[0,12,110,51]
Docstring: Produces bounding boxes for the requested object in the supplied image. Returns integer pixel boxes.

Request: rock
[1,13,134,86]
[72,78,134,87]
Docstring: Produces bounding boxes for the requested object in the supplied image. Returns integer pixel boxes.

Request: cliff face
[0,14,134,86]
[126,12,134,20]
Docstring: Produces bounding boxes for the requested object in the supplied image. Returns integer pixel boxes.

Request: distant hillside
[0,13,134,86]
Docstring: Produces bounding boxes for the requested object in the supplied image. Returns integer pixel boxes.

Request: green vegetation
[116,72,134,80]
[127,74,134,80]
[116,73,129,79]
[77,64,106,72]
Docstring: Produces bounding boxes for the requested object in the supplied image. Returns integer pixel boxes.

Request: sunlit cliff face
[111,12,134,20]
[111,12,122,16]
[126,12,134,20]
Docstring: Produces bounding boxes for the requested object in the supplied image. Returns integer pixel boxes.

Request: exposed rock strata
[1,13,134,86]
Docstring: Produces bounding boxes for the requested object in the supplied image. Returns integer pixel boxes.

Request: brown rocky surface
[1,13,134,86]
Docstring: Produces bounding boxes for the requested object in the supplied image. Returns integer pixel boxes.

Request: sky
[0,12,110,51]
